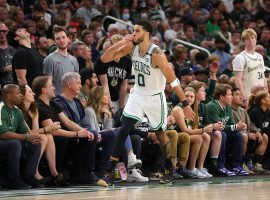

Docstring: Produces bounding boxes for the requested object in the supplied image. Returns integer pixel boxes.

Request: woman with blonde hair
[82,86,148,182]
[188,81,224,176]
[172,87,213,178]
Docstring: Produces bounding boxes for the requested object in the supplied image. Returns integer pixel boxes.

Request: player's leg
[155,130,174,183]
[105,116,137,185]
[145,92,173,183]
[105,92,144,185]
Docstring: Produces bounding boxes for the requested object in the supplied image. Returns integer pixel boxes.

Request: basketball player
[101,21,194,184]
[233,28,267,108]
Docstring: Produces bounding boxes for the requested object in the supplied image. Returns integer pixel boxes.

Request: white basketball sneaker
[127,169,149,182]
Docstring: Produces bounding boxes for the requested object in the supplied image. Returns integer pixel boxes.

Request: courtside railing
[102,15,134,32]
[171,39,211,57]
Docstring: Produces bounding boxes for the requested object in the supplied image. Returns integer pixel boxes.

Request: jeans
[217,131,243,169]
[0,139,41,181]
[112,117,137,158]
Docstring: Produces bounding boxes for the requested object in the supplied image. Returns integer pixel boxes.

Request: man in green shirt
[206,84,249,176]
[0,84,41,189]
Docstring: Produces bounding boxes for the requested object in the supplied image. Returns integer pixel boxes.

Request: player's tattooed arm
[152,47,163,55]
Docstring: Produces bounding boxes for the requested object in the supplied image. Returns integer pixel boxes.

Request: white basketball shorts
[123,90,167,131]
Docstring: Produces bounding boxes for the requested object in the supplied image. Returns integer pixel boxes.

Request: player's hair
[136,21,153,38]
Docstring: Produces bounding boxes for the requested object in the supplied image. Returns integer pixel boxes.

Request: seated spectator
[53,72,109,186]
[188,81,223,176]
[232,88,270,175]
[178,67,194,89]
[164,75,191,179]
[32,76,107,187]
[193,68,209,84]
[82,86,148,182]
[79,68,99,102]
[0,84,41,189]
[17,84,63,184]
[171,60,218,106]
[172,87,213,178]
[248,91,270,171]
[206,84,249,176]
[165,115,191,179]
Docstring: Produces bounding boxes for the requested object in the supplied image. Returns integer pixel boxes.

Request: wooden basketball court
[1,176,270,200]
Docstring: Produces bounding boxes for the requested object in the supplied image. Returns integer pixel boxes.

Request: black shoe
[37,177,52,185]
[178,166,193,178]
[6,178,31,190]
[208,163,219,176]
[53,173,67,186]
[160,165,173,184]
[89,172,108,187]
[24,177,44,188]
[104,171,115,186]
[160,160,173,184]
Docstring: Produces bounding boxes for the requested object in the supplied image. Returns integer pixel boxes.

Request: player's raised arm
[101,34,134,63]
[152,48,195,120]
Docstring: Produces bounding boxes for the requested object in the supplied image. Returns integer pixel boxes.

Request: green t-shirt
[0,102,28,134]
[206,100,237,132]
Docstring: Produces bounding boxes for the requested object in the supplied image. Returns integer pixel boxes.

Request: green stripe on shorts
[151,93,165,131]
[123,111,142,123]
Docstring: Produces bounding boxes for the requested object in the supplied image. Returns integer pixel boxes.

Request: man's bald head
[1,84,19,100]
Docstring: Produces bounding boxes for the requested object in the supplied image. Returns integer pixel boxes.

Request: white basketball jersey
[131,43,166,95]
[241,51,265,98]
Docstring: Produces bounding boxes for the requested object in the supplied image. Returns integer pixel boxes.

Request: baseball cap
[179,67,193,76]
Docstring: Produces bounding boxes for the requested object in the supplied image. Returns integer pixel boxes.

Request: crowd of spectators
[0,0,270,190]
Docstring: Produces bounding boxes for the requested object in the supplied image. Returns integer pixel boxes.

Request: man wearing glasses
[0,23,15,88]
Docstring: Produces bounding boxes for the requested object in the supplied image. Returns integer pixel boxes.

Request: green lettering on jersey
[138,73,145,87]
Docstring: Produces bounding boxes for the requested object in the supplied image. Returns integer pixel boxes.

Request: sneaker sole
[149,177,161,181]
[127,178,149,183]
[217,172,235,177]
[159,180,173,184]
